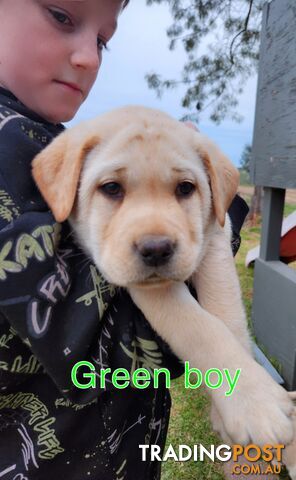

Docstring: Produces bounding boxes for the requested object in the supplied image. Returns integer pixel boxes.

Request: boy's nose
[71,35,101,73]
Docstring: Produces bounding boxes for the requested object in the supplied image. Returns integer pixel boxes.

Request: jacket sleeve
[228,194,249,256]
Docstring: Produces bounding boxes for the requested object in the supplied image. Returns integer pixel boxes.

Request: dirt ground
[238,185,296,205]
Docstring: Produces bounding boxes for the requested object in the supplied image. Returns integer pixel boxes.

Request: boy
[0,1,248,479]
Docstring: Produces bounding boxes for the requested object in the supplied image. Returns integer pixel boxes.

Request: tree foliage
[240,143,252,172]
[145,0,264,123]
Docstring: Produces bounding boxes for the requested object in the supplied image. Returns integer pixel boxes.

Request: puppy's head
[33,106,239,287]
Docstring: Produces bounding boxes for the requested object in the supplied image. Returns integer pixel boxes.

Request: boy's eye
[49,8,72,26]
[48,8,107,52]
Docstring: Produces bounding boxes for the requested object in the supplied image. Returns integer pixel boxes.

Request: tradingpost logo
[139,443,284,475]
[230,444,284,475]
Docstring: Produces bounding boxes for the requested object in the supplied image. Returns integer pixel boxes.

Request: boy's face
[0,0,123,123]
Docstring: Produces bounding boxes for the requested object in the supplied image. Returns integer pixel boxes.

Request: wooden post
[251,0,296,389]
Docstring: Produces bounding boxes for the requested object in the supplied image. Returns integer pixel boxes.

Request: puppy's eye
[100,182,124,199]
[176,181,195,198]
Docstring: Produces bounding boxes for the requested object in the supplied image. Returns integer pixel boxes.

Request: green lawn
[161,203,295,480]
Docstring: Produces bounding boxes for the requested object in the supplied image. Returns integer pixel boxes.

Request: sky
[68,0,259,167]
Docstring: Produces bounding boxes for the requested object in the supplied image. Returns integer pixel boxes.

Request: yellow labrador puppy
[32,106,296,470]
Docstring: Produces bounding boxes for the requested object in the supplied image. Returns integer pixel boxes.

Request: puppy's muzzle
[135,236,176,267]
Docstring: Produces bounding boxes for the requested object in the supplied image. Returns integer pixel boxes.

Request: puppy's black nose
[136,236,175,267]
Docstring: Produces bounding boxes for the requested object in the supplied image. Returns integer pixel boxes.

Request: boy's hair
[123,0,129,8]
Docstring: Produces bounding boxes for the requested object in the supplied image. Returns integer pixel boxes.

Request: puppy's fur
[32,106,296,474]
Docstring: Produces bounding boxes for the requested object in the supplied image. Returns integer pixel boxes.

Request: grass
[161,201,296,480]
[284,203,295,216]
[161,383,224,480]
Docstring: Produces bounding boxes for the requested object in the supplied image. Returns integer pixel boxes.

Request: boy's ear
[195,135,239,227]
[32,131,100,222]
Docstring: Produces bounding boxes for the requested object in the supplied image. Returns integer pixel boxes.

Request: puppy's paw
[281,405,296,480]
[210,403,232,443]
[215,363,294,446]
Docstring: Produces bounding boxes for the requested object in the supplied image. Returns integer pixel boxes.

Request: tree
[239,143,251,184]
[240,144,251,173]
[239,144,263,222]
[145,0,264,124]
[249,185,263,224]
[146,0,265,222]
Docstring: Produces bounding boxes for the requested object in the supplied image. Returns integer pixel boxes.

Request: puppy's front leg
[129,282,293,446]
[193,216,251,353]
[192,218,252,440]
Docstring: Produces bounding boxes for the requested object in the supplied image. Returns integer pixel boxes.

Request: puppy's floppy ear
[195,135,239,227]
[32,131,99,223]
